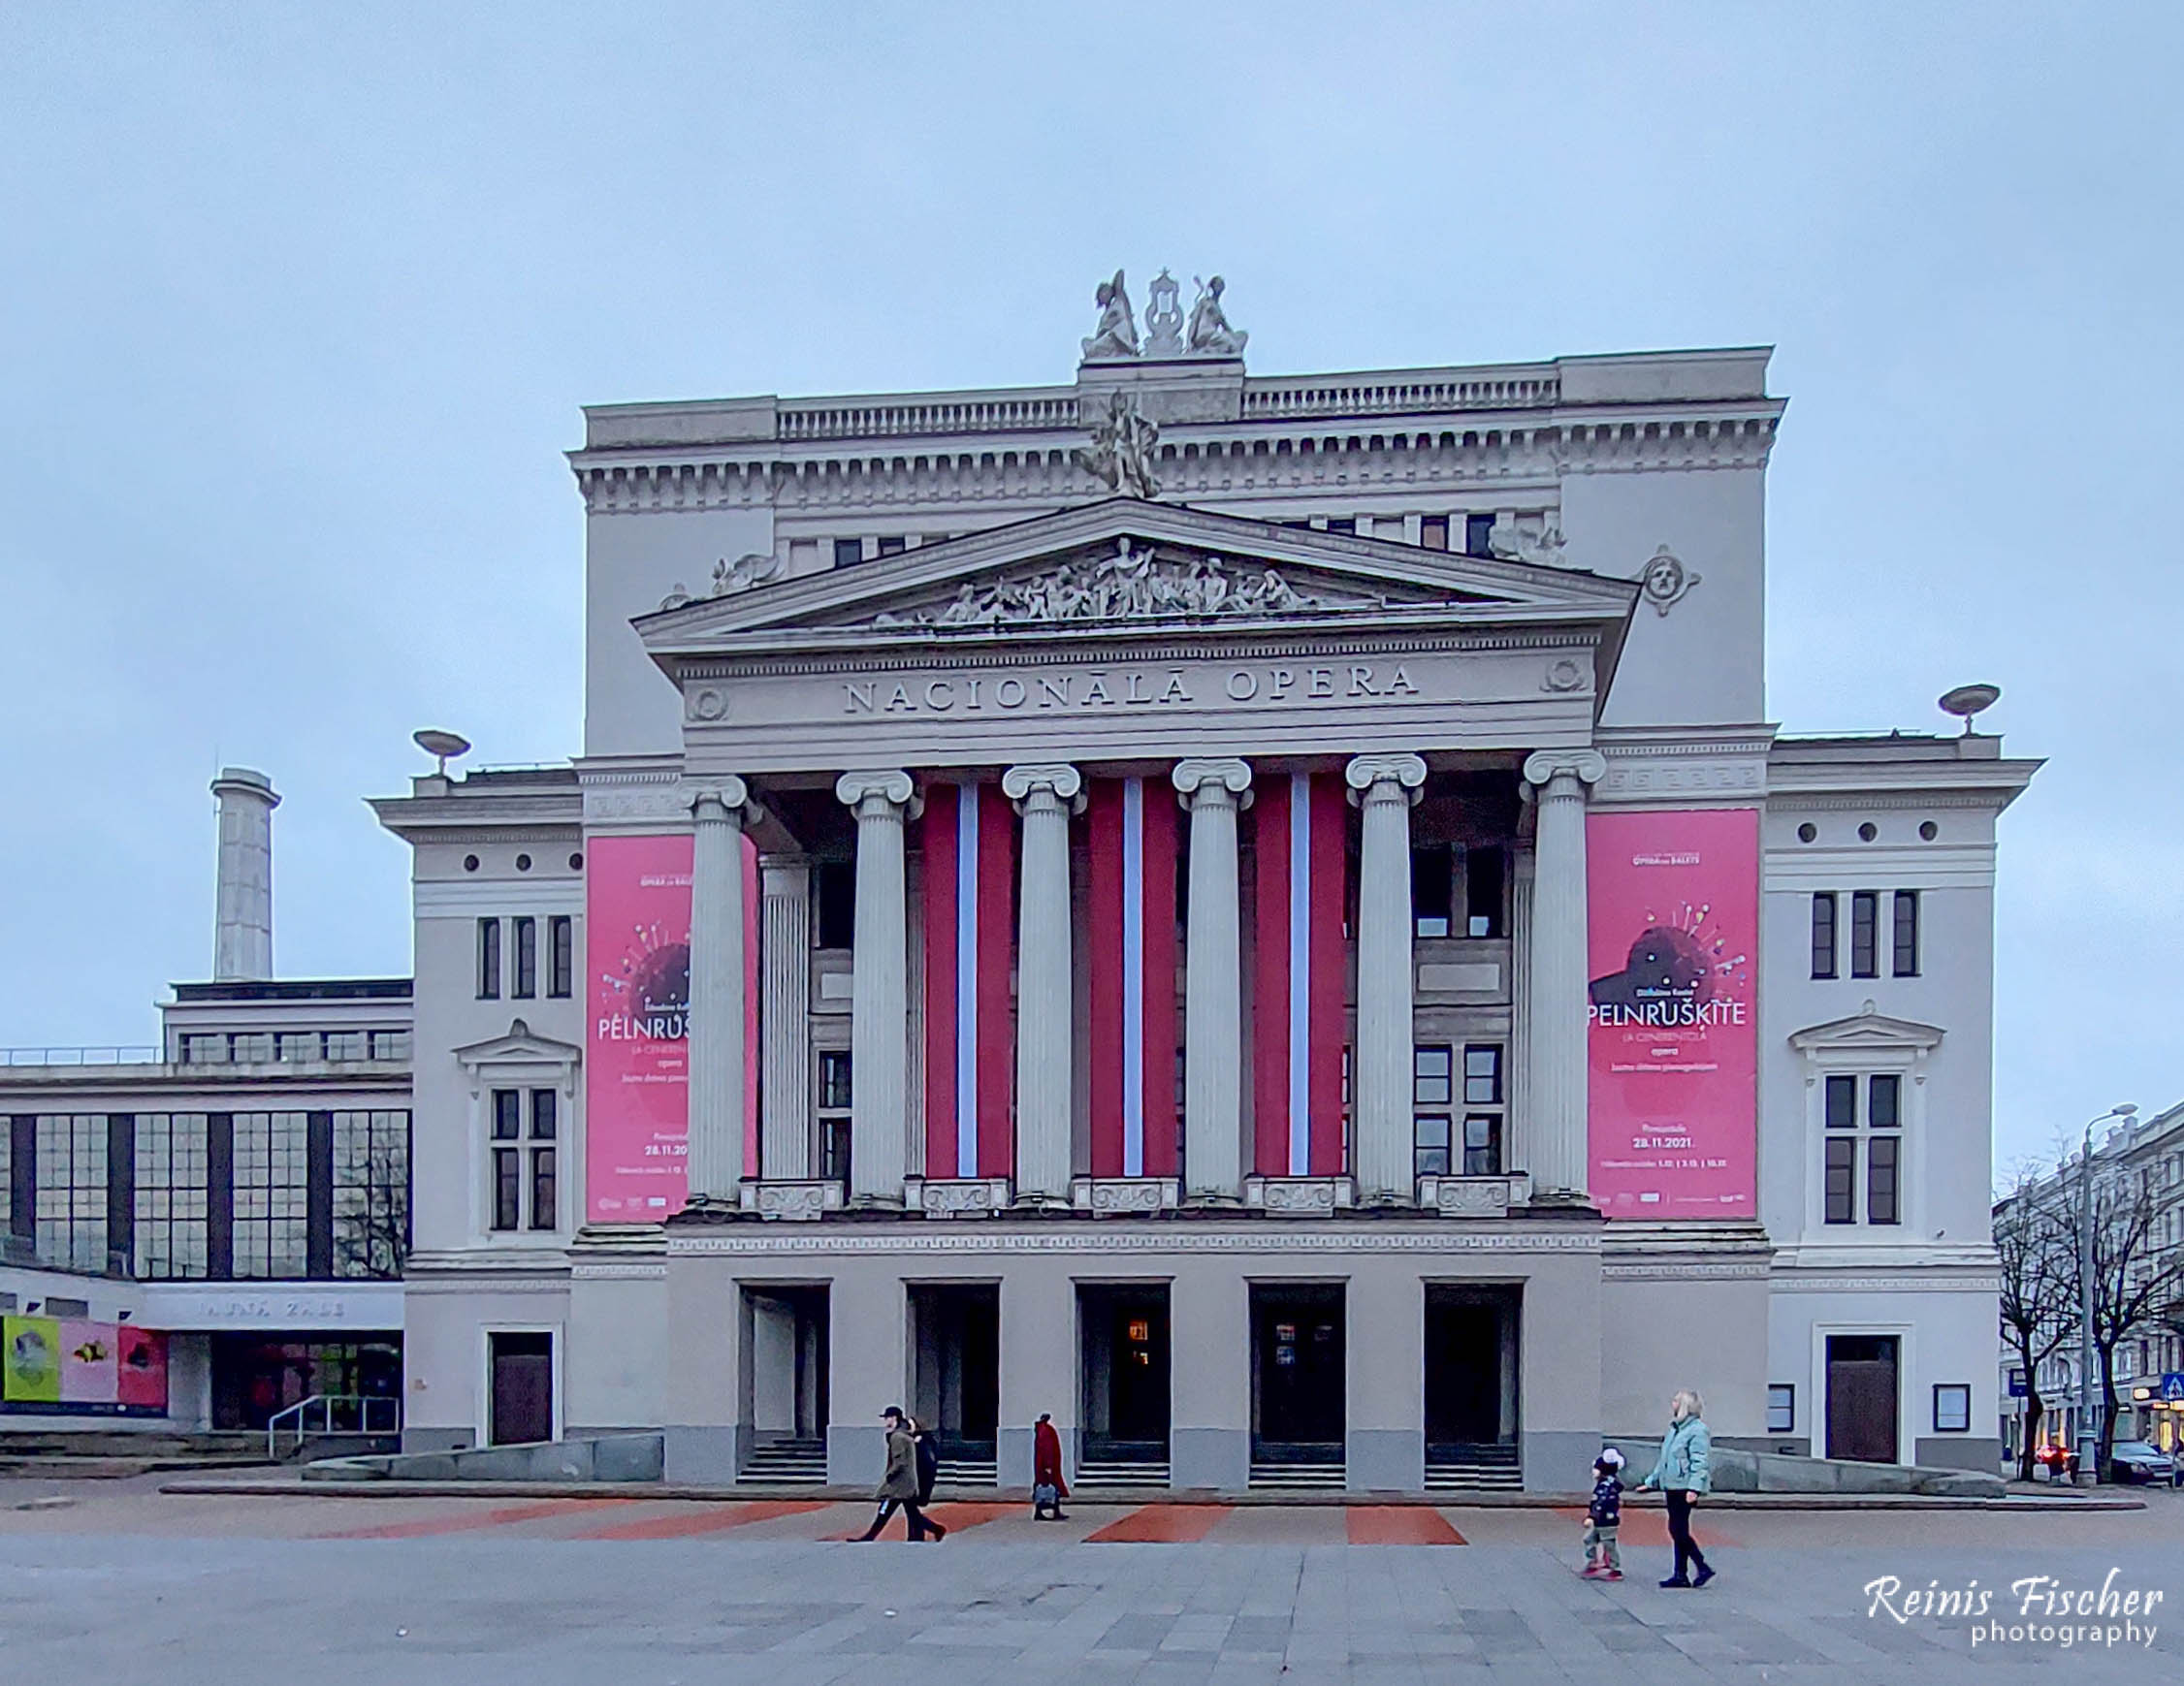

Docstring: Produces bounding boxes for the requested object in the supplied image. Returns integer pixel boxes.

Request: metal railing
[268,1394,401,1460]
[1,1045,161,1066]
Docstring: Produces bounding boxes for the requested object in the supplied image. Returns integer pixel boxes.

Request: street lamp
[2078,1103,2137,1482]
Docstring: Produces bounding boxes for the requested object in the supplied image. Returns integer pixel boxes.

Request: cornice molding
[1770,1274,2000,1294]
[663,1225,1602,1257]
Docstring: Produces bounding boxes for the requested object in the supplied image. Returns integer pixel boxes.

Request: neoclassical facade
[375,278,2036,1489]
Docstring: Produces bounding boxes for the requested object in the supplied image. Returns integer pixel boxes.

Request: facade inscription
[845,661,1422,716]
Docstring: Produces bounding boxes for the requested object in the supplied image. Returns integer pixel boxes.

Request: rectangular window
[1413,1045,1453,1105]
[332,1109,408,1278]
[1413,1044,1452,1178]
[833,538,865,569]
[493,1148,521,1231]
[1462,1046,1503,1174]
[512,916,537,999]
[1420,515,1449,551]
[1823,1137,1856,1225]
[1767,1384,1796,1434]
[1461,1113,1501,1177]
[229,1033,274,1063]
[492,1090,521,1141]
[1810,893,1838,979]
[819,1052,853,1111]
[1892,891,1919,977]
[1933,1384,1971,1433]
[1411,845,1453,938]
[133,1113,209,1280]
[815,862,855,948]
[876,534,905,556]
[477,918,501,999]
[231,1111,308,1278]
[530,1148,557,1231]
[1867,1135,1900,1225]
[818,1050,852,1184]
[1824,1074,1857,1129]
[1867,1074,1900,1130]
[1413,1115,1451,1178]
[1849,891,1878,978]
[321,1031,369,1062]
[1464,513,1496,557]
[1464,845,1505,938]
[31,1114,108,1273]
[530,1090,557,1141]
[548,916,574,998]
[1324,517,1355,535]
[370,1030,411,1062]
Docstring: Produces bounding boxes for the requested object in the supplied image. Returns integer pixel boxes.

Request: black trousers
[1665,1489,1710,1579]
[862,1497,931,1541]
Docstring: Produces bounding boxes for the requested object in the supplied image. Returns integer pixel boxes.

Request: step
[1076,1460,1171,1488]
[1249,1461,1347,1489]
[1426,1466,1526,1491]
[935,1458,998,1487]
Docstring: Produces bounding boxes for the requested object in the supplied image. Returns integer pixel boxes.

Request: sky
[1,3,2176,1175]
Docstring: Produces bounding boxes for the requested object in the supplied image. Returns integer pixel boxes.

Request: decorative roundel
[1919,821,1939,841]
[516,853,532,872]
[690,687,727,721]
[463,854,480,873]
[569,852,585,870]
[1639,545,1700,616]
[1857,822,1878,843]
[1797,823,1817,843]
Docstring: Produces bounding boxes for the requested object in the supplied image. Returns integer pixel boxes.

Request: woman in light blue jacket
[1637,1388,1715,1588]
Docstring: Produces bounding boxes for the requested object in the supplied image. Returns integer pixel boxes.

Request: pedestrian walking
[1031,1412,1070,1521]
[855,1406,945,1542]
[1579,1447,1624,1580]
[913,1415,941,1508]
[1637,1388,1714,1588]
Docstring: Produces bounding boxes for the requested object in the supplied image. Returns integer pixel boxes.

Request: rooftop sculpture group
[1081,268,1247,363]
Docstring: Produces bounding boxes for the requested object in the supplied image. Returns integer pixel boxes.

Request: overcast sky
[2,4,2175,1173]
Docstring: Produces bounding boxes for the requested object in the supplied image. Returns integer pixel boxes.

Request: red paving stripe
[1346,1506,1465,1545]
[567,1500,829,1542]
[319,1500,623,1541]
[1085,1504,1234,1543]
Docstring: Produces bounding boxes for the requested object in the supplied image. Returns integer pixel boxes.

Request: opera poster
[584,832,758,1223]
[3,1316,61,1405]
[1586,808,1759,1219]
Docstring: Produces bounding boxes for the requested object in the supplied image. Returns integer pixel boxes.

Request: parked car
[2106,1441,2176,1484]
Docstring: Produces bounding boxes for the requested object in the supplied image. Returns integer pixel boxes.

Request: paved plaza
[0,1477,2177,1684]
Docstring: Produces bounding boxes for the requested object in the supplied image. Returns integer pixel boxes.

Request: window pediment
[1788,1004,1945,1057]
[455,1017,582,1074]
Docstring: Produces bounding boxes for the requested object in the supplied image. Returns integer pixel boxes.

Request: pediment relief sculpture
[858,539,1416,630]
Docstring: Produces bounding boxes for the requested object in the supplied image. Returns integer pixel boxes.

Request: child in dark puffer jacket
[1582,1447,1624,1580]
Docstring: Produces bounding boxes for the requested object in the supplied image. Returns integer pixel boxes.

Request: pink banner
[1586,809,1758,1219]
[58,1320,118,1405]
[585,833,759,1224]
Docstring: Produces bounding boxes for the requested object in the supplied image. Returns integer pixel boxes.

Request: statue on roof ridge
[1080,269,1141,362]
[1186,275,1248,358]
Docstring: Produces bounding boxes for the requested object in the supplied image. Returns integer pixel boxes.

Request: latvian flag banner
[1087,777,1180,1178]
[1252,773,1348,1176]
[920,782,1015,1179]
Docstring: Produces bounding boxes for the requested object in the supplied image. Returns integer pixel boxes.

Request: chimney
[211,768,279,981]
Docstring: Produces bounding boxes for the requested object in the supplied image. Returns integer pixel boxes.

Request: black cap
[882,1405,904,1419]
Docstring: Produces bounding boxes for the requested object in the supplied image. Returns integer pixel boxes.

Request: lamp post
[2077,1103,2136,1482]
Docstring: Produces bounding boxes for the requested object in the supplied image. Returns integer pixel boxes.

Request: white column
[1345,753,1427,1204]
[1521,749,1606,1201]
[835,771,920,1206]
[758,854,812,1179]
[686,778,754,1209]
[1002,762,1083,1207]
[1172,758,1252,1202]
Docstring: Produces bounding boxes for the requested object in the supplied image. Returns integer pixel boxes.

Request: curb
[153,1478,2145,1511]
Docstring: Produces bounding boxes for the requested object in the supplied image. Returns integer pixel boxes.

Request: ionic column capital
[687,776,758,826]
[1002,762,1085,813]
[1521,748,1607,796]
[835,768,922,821]
[1344,752,1427,808]
[1172,757,1254,811]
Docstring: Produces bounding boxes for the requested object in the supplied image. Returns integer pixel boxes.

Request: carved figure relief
[1488,513,1567,568]
[1074,390,1163,498]
[872,538,1395,628]
[1186,274,1248,357]
[1080,269,1141,362]
[1639,544,1700,616]
[711,552,782,595]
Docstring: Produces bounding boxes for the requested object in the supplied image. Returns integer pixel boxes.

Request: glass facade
[135,1112,210,1279]
[233,1111,310,1277]
[35,1113,107,1272]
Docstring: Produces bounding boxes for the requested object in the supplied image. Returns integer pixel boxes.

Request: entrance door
[1078,1285,1172,1459]
[488,1331,554,1447]
[747,1287,830,1444]
[1251,1284,1344,1460]
[910,1285,1000,1459]
[1424,1287,1518,1453]
[1825,1335,1900,1463]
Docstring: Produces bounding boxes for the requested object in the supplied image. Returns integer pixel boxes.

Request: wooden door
[1825,1335,1899,1463]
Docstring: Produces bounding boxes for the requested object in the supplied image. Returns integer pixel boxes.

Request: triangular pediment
[634,498,1637,662]
[453,1018,582,1068]
[1788,1007,1946,1054]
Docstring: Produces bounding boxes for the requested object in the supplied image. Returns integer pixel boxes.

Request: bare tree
[1995,1168,2075,1480]
[2079,1162,2184,1475]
